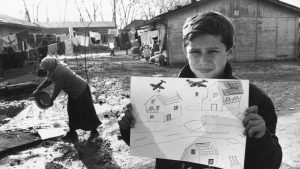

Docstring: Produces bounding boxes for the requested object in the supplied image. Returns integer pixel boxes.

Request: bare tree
[36,0,42,22]
[81,0,93,22]
[136,0,189,20]
[116,0,137,28]
[63,0,69,22]
[22,0,31,22]
[92,0,98,21]
[97,0,104,21]
[75,0,84,21]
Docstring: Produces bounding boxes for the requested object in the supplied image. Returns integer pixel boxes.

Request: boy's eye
[208,50,218,54]
[189,50,201,54]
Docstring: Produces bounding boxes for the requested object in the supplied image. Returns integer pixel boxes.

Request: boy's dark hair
[183,11,234,50]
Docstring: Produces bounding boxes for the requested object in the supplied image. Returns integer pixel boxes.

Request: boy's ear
[226,47,234,60]
[182,42,187,56]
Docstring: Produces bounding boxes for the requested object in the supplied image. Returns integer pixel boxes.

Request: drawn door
[166,114,171,121]
[211,104,217,111]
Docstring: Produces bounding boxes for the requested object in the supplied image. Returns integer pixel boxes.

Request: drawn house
[144,93,182,122]
[182,142,218,166]
[202,81,244,111]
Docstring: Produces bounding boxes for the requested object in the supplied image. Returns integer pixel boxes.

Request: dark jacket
[120,62,282,169]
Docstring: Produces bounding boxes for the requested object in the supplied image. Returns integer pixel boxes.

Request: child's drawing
[130,76,249,169]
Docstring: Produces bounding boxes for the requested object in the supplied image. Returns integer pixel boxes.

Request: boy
[118,11,282,169]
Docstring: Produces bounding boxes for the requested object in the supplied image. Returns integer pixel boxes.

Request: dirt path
[0,53,300,169]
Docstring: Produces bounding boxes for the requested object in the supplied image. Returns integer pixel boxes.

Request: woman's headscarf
[40,56,66,79]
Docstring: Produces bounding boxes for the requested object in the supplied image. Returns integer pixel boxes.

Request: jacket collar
[177,62,235,79]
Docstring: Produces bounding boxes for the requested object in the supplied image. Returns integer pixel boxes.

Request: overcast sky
[0,0,113,22]
[0,0,299,23]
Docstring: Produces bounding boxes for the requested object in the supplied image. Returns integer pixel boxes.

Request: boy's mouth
[197,68,213,73]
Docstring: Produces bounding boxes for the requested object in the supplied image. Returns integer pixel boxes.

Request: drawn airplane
[186,79,208,87]
[150,80,166,91]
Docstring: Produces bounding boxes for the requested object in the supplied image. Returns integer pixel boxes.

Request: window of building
[149,106,154,110]
[195,92,199,96]
[213,93,218,98]
[174,106,178,110]
[151,99,155,104]
[150,115,154,119]
[191,149,196,154]
[156,106,160,110]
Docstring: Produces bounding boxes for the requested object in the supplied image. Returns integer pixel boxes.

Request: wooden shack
[147,0,300,64]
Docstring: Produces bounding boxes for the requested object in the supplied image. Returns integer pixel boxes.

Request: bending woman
[33,56,101,141]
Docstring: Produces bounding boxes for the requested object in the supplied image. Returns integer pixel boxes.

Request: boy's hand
[118,104,135,130]
[49,99,54,107]
[243,105,266,138]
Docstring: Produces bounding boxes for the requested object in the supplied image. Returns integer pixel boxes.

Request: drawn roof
[219,81,244,96]
[156,93,182,105]
[195,143,218,156]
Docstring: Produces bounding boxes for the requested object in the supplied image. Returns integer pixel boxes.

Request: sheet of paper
[130,76,249,169]
[37,128,65,140]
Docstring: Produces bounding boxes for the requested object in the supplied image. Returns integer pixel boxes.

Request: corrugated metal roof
[0,13,38,28]
[39,21,116,28]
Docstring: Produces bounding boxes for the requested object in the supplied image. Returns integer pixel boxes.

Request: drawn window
[213,93,218,98]
[208,159,214,165]
[191,149,196,154]
[195,92,199,97]
[150,115,154,119]
[151,99,155,104]
[156,106,160,110]
[149,106,154,110]
[225,97,230,104]
[166,114,171,121]
[174,106,178,110]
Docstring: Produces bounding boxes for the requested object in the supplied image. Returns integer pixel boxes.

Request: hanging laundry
[101,34,108,44]
[72,37,79,46]
[16,31,28,51]
[56,34,70,42]
[64,39,73,55]
[27,48,39,61]
[2,34,18,51]
[38,46,48,61]
[78,35,90,47]
[108,34,115,43]
[90,31,101,44]
[48,43,58,56]
[27,34,36,48]
[57,42,65,55]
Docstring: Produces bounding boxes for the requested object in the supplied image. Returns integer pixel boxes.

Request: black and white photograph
[0,0,299,169]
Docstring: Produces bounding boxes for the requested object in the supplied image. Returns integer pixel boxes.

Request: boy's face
[184,34,232,78]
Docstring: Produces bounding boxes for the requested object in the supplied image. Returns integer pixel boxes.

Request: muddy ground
[0,52,299,169]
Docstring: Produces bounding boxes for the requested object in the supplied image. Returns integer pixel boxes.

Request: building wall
[164,0,300,64]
